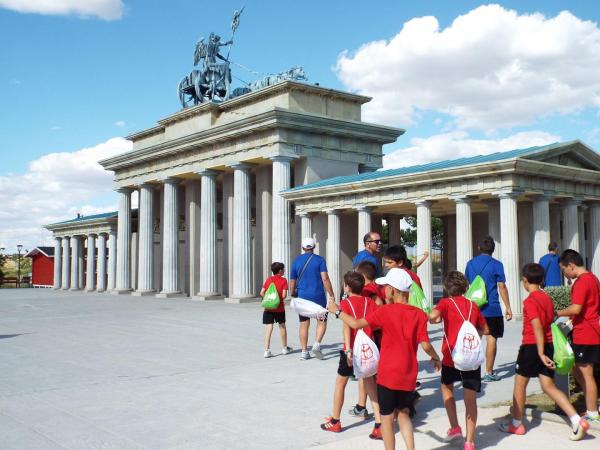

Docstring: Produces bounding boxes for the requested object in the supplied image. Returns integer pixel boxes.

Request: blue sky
[1,0,600,250]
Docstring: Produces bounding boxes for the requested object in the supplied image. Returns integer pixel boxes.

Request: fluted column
[158,177,181,297]
[197,170,221,299]
[107,231,117,290]
[96,233,107,292]
[562,199,580,251]
[78,241,84,289]
[387,215,401,246]
[53,237,62,289]
[327,209,341,300]
[589,202,600,276]
[532,194,551,262]
[70,236,81,290]
[453,196,473,272]
[134,183,155,296]
[356,206,372,251]
[61,237,70,290]
[114,187,132,293]
[499,192,521,315]
[578,206,587,263]
[416,201,433,306]
[487,199,501,259]
[85,234,96,291]
[271,156,292,274]
[300,212,313,240]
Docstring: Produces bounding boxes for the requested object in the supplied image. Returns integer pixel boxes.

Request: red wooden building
[25,247,54,288]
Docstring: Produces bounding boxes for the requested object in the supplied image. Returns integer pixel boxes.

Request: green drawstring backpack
[551,323,575,375]
[261,282,280,310]
[408,282,431,314]
[465,275,488,308]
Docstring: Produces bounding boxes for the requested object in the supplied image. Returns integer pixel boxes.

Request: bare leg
[512,374,529,421]
[363,376,381,423]
[315,319,327,344]
[441,383,459,429]
[357,378,367,408]
[397,408,415,450]
[574,363,599,413]
[380,413,396,450]
[263,324,273,350]
[539,374,579,417]
[299,320,309,351]
[486,335,497,373]
[463,388,478,443]
[278,323,288,348]
[331,375,349,419]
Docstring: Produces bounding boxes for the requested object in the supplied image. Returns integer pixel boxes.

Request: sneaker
[300,350,311,360]
[312,343,323,359]
[482,372,500,382]
[464,442,476,450]
[498,422,526,435]
[320,417,341,433]
[282,346,292,355]
[415,381,422,390]
[569,418,589,441]
[348,405,369,419]
[443,426,462,442]
[583,414,600,424]
[263,349,272,358]
[369,425,382,440]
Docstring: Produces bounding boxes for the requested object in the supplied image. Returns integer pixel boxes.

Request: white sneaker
[263,349,272,358]
[282,346,292,355]
[300,350,311,360]
[312,343,323,359]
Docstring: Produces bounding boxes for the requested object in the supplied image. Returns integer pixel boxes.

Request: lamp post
[17,244,23,288]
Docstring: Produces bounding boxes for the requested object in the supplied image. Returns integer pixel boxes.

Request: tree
[400,216,443,249]
[0,253,6,278]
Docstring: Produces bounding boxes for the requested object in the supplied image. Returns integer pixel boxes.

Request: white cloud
[336,4,600,131]
[0,137,131,252]
[0,0,123,20]
[49,126,63,131]
[114,120,126,127]
[383,130,561,169]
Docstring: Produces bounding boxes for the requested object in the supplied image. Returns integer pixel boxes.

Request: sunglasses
[367,239,382,244]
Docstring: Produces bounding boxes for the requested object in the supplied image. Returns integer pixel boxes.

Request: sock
[330,418,339,424]
[355,404,365,411]
[374,423,381,429]
[570,414,581,431]
[586,410,598,418]
[511,419,522,428]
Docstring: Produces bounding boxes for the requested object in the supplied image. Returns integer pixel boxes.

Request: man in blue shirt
[352,232,382,277]
[465,236,513,382]
[539,242,562,287]
[290,237,335,360]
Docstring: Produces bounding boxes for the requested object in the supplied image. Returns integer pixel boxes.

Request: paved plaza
[0,289,597,449]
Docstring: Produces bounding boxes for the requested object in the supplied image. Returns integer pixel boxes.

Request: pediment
[521,140,600,172]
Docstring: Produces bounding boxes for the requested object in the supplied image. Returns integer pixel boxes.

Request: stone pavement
[0,289,596,449]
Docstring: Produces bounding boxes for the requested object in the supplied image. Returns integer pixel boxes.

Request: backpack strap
[346,298,358,319]
[296,253,315,286]
[477,258,493,277]
[449,297,471,322]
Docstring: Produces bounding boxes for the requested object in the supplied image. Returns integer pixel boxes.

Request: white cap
[301,237,316,249]
[375,268,413,292]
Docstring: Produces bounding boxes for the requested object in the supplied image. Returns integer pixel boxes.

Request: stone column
[589,202,600,276]
[96,233,107,292]
[70,236,80,290]
[562,199,580,251]
[578,206,587,263]
[61,236,70,290]
[499,192,521,315]
[356,206,372,251]
[53,237,62,289]
[532,194,551,262]
[78,241,84,289]
[107,231,117,291]
[487,199,501,259]
[550,204,562,248]
[453,197,473,272]
[158,177,182,297]
[271,156,293,273]
[85,234,96,291]
[185,180,201,298]
[299,212,313,240]
[326,209,341,300]
[114,187,132,293]
[134,183,155,296]
[416,201,433,306]
[196,170,222,300]
[387,215,401,246]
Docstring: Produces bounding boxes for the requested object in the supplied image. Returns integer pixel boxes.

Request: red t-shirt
[365,303,429,391]
[571,272,600,345]
[362,283,383,304]
[341,295,377,350]
[435,296,487,367]
[262,274,288,313]
[405,268,422,289]
[522,290,554,345]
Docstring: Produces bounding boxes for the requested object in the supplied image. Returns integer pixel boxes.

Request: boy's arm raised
[531,317,554,369]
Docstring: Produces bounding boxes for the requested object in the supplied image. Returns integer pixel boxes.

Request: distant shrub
[544,286,571,311]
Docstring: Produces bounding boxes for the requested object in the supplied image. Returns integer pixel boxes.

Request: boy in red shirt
[500,263,589,440]
[259,262,291,358]
[328,268,441,450]
[383,245,423,290]
[557,249,600,423]
[429,271,489,450]
[320,271,381,438]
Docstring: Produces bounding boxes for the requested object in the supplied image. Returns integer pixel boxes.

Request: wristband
[335,309,341,319]
[345,349,352,355]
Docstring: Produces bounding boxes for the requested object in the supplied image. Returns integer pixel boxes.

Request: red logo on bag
[361,344,374,365]
[463,333,478,351]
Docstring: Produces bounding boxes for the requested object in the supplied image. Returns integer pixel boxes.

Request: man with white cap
[290,237,335,360]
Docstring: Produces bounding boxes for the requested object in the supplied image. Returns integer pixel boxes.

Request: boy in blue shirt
[465,236,513,382]
[538,242,562,287]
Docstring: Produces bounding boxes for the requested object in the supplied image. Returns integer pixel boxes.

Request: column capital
[269,155,296,163]
[494,190,523,200]
[450,195,472,204]
[227,162,254,171]
[196,168,220,178]
[297,211,314,218]
[414,200,433,208]
[354,205,372,213]
[529,191,555,201]
[160,176,180,185]
[87,233,98,238]
[562,196,584,206]
[325,209,340,216]
[116,186,133,194]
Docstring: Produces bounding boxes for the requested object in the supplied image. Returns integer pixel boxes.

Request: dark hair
[560,249,584,267]
[403,257,413,271]
[271,262,284,275]
[548,242,559,252]
[521,263,544,284]
[356,260,377,281]
[344,271,365,295]
[384,245,407,264]
[479,236,495,255]
[363,232,374,245]
[444,271,469,297]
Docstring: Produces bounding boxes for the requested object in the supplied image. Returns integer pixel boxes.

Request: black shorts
[485,316,504,338]
[337,351,354,377]
[377,385,415,416]
[441,365,481,392]
[262,310,286,325]
[571,344,600,364]
[515,344,554,378]
[299,313,328,322]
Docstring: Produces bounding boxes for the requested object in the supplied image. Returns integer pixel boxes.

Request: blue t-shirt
[352,249,381,276]
[290,252,328,307]
[539,253,562,287]
[465,254,506,318]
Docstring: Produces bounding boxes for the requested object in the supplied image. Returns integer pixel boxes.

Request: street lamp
[17,244,23,288]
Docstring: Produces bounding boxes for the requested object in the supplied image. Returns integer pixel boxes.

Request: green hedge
[544,286,571,311]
